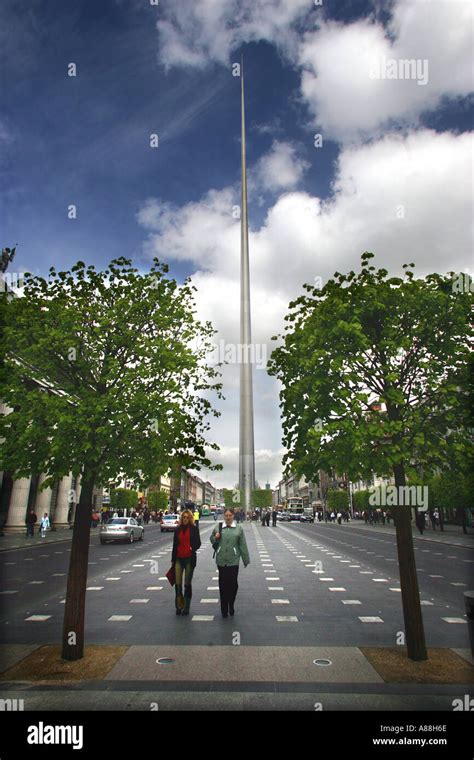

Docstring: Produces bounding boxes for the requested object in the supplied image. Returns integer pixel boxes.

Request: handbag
[166,565,176,586]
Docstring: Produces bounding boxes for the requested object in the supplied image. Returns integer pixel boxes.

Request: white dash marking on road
[359,616,384,623]
[441,617,467,624]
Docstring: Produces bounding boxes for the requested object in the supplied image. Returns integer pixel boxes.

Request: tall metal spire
[239,54,256,513]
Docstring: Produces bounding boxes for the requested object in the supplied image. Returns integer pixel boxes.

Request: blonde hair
[179,509,195,526]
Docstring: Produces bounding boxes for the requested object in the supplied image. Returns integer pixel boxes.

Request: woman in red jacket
[171,510,201,615]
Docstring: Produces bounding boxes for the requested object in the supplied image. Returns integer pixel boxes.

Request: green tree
[251,489,273,509]
[109,488,138,511]
[0,257,222,660]
[147,489,169,511]
[223,488,241,508]
[268,253,472,660]
[427,471,472,532]
[353,490,371,513]
[327,489,349,512]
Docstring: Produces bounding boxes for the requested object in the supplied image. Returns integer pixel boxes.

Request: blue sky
[2,0,340,279]
[2,0,473,488]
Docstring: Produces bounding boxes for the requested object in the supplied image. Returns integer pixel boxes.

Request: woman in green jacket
[210,507,250,618]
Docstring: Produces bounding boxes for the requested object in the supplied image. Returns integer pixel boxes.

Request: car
[277,512,291,522]
[161,514,180,532]
[100,517,144,544]
[299,513,314,523]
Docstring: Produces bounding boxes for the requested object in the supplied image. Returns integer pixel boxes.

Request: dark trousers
[218,565,239,614]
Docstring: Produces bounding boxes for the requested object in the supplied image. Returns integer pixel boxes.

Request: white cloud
[155,0,473,143]
[299,0,474,140]
[137,128,473,488]
[190,444,286,490]
[156,0,311,69]
[254,140,310,192]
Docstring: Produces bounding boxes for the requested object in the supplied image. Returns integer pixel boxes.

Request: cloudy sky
[2,0,473,490]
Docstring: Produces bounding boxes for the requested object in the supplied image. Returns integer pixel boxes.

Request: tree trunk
[393,463,428,661]
[61,469,96,661]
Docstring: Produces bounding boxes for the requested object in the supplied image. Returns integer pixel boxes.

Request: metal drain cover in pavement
[156,658,175,665]
[313,659,332,667]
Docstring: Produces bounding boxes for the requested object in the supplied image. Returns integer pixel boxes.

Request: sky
[1,0,473,491]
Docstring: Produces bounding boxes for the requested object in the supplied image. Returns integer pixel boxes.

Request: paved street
[1,519,473,712]
[0,519,472,648]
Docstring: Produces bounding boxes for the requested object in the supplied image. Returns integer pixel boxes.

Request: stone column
[53,473,73,529]
[69,475,82,525]
[3,477,32,533]
[35,474,52,516]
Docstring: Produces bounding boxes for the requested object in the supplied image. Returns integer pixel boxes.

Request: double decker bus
[281,496,303,520]
[282,496,313,522]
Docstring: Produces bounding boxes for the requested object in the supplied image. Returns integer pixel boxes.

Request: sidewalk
[339,521,474,549]
[0,643,472,711]
[0,526,77,552]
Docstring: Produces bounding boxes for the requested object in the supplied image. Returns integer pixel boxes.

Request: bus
[282,497,313,522]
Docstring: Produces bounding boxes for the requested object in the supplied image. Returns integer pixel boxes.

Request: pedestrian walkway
[0,642,472,712]
[0,526,75,552]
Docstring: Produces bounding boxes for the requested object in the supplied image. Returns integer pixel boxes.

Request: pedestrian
[265,509,270,527]
[193,507,200,528]
[210,507,250,618]
[40,512,50,538]
[25,508,37,538]
[429,510,437,530]
[171,509,201,616]
[337,511,342,525]
[415,510,425,535]
[261,509,266,527]
[272,508,278,527]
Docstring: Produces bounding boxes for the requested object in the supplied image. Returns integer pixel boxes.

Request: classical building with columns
[0,459,104,534]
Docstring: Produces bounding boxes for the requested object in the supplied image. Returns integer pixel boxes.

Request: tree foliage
[147,489,169,511]
[268,253,472,484]
[1,257,223,486]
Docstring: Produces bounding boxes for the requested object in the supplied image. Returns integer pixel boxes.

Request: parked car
[161,514,180,532]
[100,517,144,544]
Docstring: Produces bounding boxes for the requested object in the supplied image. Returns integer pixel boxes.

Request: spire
[239,54,256,513]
